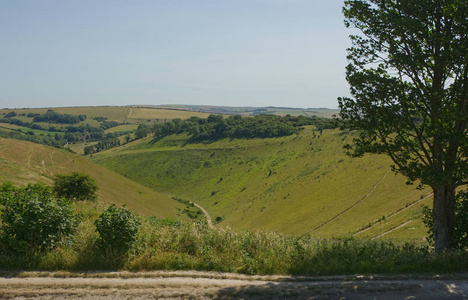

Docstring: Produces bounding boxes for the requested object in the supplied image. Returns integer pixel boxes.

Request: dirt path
[193,202,213,228]
[1,271,467,299]
[125,107,133,123]
[354,193,433,237]
[27,146,33,166]
[311,169,390,232]
[372,220,413,240]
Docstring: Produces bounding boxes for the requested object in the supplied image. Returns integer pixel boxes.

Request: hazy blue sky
[1,0,352,109]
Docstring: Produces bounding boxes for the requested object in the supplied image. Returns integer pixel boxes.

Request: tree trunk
[432,185,456,252]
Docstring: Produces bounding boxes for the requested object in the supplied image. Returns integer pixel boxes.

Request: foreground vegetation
[1,184,467,275]
[0,138,189,220]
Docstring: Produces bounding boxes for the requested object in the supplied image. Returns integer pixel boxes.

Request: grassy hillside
[0,138,189,220]
[91,126,432,244]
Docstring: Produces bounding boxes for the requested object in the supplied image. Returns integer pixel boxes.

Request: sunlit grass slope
[0,138,188,220]
[91,126,432,244]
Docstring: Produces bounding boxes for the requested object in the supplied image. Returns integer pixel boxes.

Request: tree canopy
[152,114,337,142]
[53,172,99,201]
[339,0,467,251]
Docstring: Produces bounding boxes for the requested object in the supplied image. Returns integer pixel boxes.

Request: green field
[91,126,431,244]
[146,104,339,118]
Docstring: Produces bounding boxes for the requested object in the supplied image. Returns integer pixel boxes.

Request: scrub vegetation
[1,183,467,274]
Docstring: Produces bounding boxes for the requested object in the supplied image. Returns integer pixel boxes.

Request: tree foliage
[33,110,85,124]
[339,0,468,251]
[0,184,81,254]
[84,137,121,155]
[5,111,17,118]
[94,204,141,253]
[153,114,337,142]
[135,124,149,139]
[53,172,99,201]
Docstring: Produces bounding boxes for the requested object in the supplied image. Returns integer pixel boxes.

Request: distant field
[0,106,215,154]
[105,124,138,134]
[127,107,210,121]
[151,104,340,118]
[1,105,339,123]
[91,126,431,244]
[0,106,212,124]
[0,123,21,131]
[0,123,63,137]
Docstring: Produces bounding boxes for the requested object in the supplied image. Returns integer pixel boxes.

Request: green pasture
[91,126,430,244]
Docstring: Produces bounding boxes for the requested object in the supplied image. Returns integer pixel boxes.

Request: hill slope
[0,138,188,220]
[91,126,432,244]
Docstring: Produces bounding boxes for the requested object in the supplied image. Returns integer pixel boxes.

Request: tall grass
[1,203,467,275]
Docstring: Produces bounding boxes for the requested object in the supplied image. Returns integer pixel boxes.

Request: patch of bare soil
[0,271,467,299]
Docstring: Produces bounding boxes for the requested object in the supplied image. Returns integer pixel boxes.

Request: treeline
[0,130,64,147]
[152,114,338,142]
[0,114,122,145]
[84,137,121,155]
[33,110,86,124]
[0,110,338,153]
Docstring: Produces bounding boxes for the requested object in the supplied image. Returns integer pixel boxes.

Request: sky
[0,0,352,109]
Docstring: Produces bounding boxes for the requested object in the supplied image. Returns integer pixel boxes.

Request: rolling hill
[0,137,189,220]
[91,126,432,244]
[0,106,435,244]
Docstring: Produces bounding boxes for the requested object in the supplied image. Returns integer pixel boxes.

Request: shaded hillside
[0,138,188,220]
[91,126,432,244]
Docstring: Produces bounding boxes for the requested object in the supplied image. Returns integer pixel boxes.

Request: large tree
[338,0,467,251]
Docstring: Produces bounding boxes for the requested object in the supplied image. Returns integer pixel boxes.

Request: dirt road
[193,202,213,228]
[1,271,467,299]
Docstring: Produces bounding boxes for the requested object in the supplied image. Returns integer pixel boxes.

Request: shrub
[53,172,99,201]
[5,111,17,118]
[0,184,81,254]
[94,204,141,253]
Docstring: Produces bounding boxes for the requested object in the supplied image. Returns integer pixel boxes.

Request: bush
[53,172,99,201]
[94,204,141,253]
[5,111,17,118]
[0,184,81,254]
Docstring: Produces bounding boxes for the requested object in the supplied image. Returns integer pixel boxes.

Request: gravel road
[1,271,467,299]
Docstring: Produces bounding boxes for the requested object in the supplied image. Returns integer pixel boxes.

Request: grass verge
[0,200,466,275]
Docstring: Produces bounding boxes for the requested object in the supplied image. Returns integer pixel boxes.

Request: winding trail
[125,107,133,123]
[193,202,213,228]
[27,146,33,166]
[372,221,414,240]
[354,193,433,237]
[311,169,390,232]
